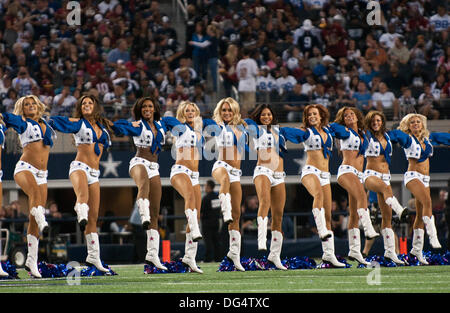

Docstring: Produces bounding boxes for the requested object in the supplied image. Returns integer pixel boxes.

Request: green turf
[1,261,449,293]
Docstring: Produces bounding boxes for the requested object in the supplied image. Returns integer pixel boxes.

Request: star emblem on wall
[100,153,122,177]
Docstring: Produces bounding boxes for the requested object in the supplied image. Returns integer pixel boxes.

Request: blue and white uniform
[328,122,367,183]
[169,118,218,186]
[49,116,111,185]
[245,119,302,187]
[403,132,450,188]
[3,112,56,185]
[210,122,248,184]
[363,129,411,186]
[113,116,180,180]
[283,125,337,186]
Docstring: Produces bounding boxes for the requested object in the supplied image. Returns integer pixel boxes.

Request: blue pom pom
[80,262,117,276]
[0,261,19,280]
[144,259,195,274]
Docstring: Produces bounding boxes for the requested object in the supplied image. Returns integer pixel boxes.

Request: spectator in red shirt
[321,15,347,59]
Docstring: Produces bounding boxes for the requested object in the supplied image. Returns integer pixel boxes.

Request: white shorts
[337,165,364,184]
[363,169,391,186]
[212,160,242,184]
[129,157,160,179]
[14,161,48,185]
[253,165,285,187]
[170,164,200,186]
[404,171,430,188]
[69,161,100,185]
[300,165,330,186]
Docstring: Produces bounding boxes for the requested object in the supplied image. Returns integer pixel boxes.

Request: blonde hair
[176,101,202,129]
[13,95,47,119]
[213,97,245,125]
[398,113,430,141]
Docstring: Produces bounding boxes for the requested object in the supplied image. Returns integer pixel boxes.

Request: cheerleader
[49,95,112,272]
[169,101,219,273]
[363,111,411,265]
[211,97,248,271]
[0,122,7,277]
[244,104,300,270]
[287,104,346,267]
[328,107,375,266]
[398,113,450,264]
[1,95,56,278]
[111,96,180,270]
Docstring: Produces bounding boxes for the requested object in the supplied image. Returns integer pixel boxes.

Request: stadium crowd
[0,0,449,123]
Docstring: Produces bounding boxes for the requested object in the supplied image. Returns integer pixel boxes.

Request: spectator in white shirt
[378,23,401,50]
[51,86,77,116]
[256,65,276,102]
[371,82,400,120]
[430,5,450,32]
[275,66,297,97]
[12,67,38,97]
[236,47,259,118]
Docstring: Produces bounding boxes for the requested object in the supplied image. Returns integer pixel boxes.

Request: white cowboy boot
[227,230,245,271]
[74,203,89,231]
[85,233,109,272]
[357,208,379,239]
[145,229,167,270]
[136,198,150,230]
[267,231,287,270]
[30,206,48,234]
[185,208,202,242]
[348,228,370,266]
[219,193,233,224]
[0,264,8,277]
[382,228,404,265]
[312,208,333,240]
[321,232,346,267]
[181,232,203,273]
[385,196,409,221]
[410,228,429,265]
[24,234,42,278]
[257,216,268,251]
[423,215,442,249]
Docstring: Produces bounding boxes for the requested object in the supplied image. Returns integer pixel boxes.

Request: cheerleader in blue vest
[169,101,220,273]
[211,97,249,271]
[0,122,7,277]
[363,110,412,265]
[285,103,346,267]
[1,95,56,277]
[49,95,112,273]
[244,104,305,270]
[112,96,181,271]
[328,106,375,266]
[398,113,450,264]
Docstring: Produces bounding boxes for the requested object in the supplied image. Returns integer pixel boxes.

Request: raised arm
[112,119,142,137]
[429,132,450,146]
[1,112,27,134]
[48,116,83,133]
[328,122,351,140]
[388,129,412,149]
[279,127,310,144]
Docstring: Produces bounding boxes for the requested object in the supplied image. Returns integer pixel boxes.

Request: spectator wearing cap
[371,82,400,120]
[313,54,334,79]
[293,19,322,58]
[158,15,178,41]
[321,14,347,59]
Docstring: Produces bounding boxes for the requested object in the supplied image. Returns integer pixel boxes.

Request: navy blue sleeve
[430,132,450,146]
[48,116,83,134]
[112,119,142,136]
[388,129,412,148]
[280,127,310,144]
[2,112,27,134]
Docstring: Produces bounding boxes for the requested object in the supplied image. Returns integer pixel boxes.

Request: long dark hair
[249,103,278,126]
[364,110,387,136]
[132,96,161,121]
[334,106,364,130]
[73,95,113,132]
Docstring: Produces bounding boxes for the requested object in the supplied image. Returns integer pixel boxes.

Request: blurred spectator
[429,4,450,33]
[106,39,130,66]
[256,65,277,103]
[388,37,411,66]
[352,80,374,114]
[432,189,448,236]
[236,47,259,118]
[382,62,408,98]
[372,82,400,120]
[331,199,348,239]
[379,23,401,50]
[358,61,379,88]
[103,84,127,118]
[191,83,211,117]
[398,88,418,118]
[12,66,37,97]
[321,14,347,59]
[275,65,297,97]
[189,21,208,82]
[284,83,308,122]
[293,19,322,58]
[2,88,19,113]
[51,86,77,116]
[418,83,440,120]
